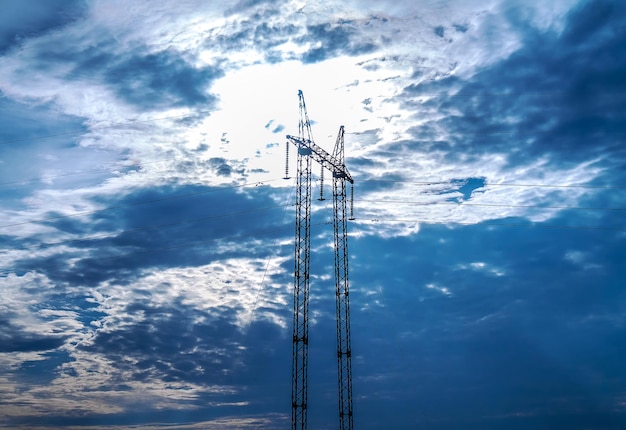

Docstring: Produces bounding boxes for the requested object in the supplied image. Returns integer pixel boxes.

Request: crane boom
[285,135,353,184]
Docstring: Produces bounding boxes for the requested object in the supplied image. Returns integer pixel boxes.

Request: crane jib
[286,135,354,184]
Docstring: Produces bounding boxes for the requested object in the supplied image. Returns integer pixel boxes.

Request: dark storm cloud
[30,37,223,110]
[0,0,86,54]
[104,50,223,109]
[79,301,290,418]
[84,301,289,383]
[84,301,243,383]
[300,22,378,63]
[11,184,290,286]
[3,307,290,428]
[399,0,626,175]
[0,319,66,352]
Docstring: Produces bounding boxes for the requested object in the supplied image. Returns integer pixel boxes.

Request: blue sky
[1,0,625,428]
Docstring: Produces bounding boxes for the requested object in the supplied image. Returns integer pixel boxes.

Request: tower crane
[286,90,355,430]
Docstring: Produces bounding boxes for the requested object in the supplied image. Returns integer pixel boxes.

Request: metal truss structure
[286,90,354,430]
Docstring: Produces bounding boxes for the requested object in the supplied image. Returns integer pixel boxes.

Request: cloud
[103,51,223,110]
[400,0,626,166]
[343,0,626,237]
[224,0,280,17]
[300,22,379,63]
[30,37,224,111]
[1,248,291,424]
[0,0,86,54]
[1,1,625,428]
[0,319,66,353]
[6,184,291,286]
[83,303,243,383]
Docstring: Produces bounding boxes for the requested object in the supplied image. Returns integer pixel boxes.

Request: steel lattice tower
[332,126,354,430]
[286,90,354,430]
[290,90,313,430]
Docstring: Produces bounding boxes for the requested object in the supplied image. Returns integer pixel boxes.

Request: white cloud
[426,282,452,296]
[0,0,599,245]
[92,256,291,331]
[0,255,285,419]
[564,250,602,271]
[457,261,506,277]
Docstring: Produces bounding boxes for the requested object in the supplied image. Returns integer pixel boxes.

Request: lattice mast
[332,126,354,430]
[286,90,355,430]
[290,90,314,430]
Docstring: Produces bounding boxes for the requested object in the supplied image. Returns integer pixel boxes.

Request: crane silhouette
[285,90,355,430]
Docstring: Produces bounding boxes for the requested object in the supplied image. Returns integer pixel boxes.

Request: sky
[0,0,625,428]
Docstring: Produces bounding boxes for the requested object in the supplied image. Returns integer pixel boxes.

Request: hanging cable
[349,184,355,220]
[319,165,325,201]
[284,141,290,180]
